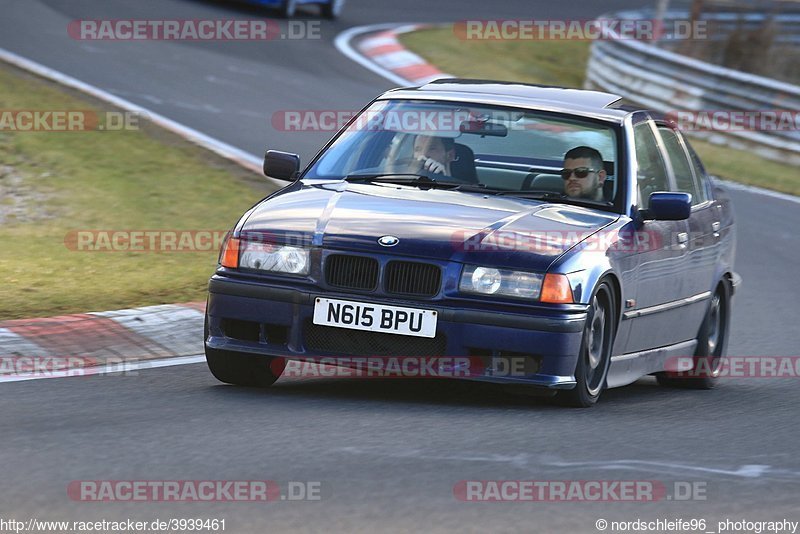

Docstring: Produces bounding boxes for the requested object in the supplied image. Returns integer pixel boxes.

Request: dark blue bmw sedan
[204,79,740,406]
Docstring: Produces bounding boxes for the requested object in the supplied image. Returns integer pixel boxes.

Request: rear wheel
[321,0,344,19]
[555,282,616,407]
[656,281,730,389]
[204,317,284,387]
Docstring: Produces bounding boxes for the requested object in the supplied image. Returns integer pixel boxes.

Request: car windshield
[303,99,621,208]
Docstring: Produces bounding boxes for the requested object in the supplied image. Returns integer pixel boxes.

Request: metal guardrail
[585,10,800,165]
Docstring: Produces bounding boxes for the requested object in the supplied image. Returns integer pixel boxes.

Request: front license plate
[312,297,437,338]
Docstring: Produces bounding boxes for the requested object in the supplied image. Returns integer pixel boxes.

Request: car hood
[242,182,619,271]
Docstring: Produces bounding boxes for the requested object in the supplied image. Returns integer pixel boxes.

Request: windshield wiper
[345,173,428,183]
[344,174,498,193]
[497,189,566,198]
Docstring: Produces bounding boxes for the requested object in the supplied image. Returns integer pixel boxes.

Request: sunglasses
[560,167,598,180]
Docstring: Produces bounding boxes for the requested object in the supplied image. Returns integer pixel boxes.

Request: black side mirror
[646,191,692,221]
[263,150,300,182]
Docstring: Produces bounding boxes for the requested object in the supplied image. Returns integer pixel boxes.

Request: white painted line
[0,354,207,383]
[543,459,785,479]
[0,46,281,187]
[336,446,800,480]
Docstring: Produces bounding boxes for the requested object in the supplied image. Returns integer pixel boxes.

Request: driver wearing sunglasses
[561,146,607,201]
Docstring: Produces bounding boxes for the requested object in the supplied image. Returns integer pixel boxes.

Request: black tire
[555,282,616,407]
[656,281,730,389]
[204,316,284,387]
[321,0,344,19]
[280,0,297,18]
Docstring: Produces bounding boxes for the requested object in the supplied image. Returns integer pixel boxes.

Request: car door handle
[677,232,688,248]
[712,221,721,237]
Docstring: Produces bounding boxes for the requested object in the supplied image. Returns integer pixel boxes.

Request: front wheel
[555,282,616,407]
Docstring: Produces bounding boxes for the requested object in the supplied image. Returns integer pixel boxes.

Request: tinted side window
[658,127,702,205]
[633,122,670,209]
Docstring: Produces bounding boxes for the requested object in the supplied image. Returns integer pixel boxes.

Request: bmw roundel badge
[378,235,400,247]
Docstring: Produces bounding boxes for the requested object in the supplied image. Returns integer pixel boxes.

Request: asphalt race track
[1,0,799,532]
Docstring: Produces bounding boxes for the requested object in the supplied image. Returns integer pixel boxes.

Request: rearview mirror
[263,150,300,181]
[459,120,508,137]
[646,192,691,221]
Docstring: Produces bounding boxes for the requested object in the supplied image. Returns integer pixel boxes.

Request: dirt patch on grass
[0,139,59,224]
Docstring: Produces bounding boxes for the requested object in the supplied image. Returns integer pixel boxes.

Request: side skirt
[606,339,698,389]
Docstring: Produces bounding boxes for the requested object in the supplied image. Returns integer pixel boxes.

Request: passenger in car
[562,146,607,201]
[412,134,457,176]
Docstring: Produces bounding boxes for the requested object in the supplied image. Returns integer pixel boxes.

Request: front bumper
[205,274,587,389]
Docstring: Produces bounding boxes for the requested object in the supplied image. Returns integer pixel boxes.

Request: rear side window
[633,122,669,209]
[658,127,703,205]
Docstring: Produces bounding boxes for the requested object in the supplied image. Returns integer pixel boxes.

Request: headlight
[459,265,543,300]
[238,241,309,275]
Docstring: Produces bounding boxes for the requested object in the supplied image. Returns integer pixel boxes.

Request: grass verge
[399,27,799,196]
[0,62,274,319]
